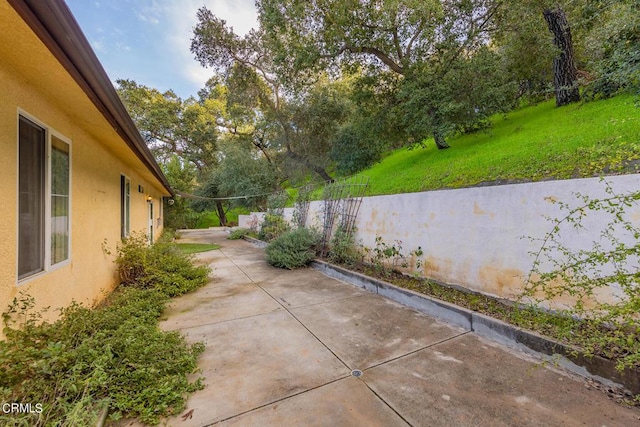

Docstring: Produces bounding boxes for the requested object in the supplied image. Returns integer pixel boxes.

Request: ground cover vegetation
[113,0,638,228]
[228,227,253,240]
[0,233,210,425]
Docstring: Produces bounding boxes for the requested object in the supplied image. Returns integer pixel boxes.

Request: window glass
[121,176,130,238]
[18,117,46,279]
[51,136,70,265]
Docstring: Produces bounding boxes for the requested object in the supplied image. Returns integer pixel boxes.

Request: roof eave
[8,0,174,197]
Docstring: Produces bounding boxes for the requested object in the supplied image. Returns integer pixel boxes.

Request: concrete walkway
[157,229,639,426]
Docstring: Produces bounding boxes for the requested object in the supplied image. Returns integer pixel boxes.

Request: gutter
[7,0,174,196]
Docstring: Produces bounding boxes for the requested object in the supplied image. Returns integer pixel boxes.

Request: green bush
[0,288,204,426]
[328,227,361,266]
[265,228,320,269]
[257,214,290,242]
[115,232,210,297]
[524,182,640,372]
[228,227,251,240]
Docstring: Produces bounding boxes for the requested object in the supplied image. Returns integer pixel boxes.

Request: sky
[65,0,258,99]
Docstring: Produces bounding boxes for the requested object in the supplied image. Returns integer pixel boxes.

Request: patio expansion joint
[169,307,285,332]
[219,247,355,372]
[215,246,432,427]
[258,282,354,370]
[362,330,472,373]
[278,292,369,310]
[202,375,352,426]
[342,331,473,427]
[358,379,414,427]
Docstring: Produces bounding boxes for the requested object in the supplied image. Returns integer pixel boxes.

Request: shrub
[0,288,204,426]
[228,227,250,240]
[257,214,290,242]
[524,180,640,371]
[265,228,320,269]
[115,232,210,297]
[328,226,361,266]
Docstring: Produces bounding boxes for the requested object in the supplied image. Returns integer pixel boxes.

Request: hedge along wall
[240,174,640,303]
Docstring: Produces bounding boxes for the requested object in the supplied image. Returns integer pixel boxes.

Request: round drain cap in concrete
[351,369,363,377]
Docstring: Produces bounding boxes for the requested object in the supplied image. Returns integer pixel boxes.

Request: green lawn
[352,94,640,196]
[176,243,221,254]
[195,206,250,228]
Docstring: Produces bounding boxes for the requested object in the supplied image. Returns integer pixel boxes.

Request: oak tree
[258,0,506,149]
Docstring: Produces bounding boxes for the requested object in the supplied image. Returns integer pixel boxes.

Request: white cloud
[90,39,105,53]
[137,13,160,24]
[137,0,163,24]
[115,42,131,52]
[71,0,258,98]
[161,0,258,92]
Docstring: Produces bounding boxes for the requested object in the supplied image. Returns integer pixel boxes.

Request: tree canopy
[115,0,639,218]
[258,0,508,148]
[116,79,220,171]
[191,8,338,182]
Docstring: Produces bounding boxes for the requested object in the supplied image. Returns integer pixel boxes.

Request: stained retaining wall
[240,174,640,302]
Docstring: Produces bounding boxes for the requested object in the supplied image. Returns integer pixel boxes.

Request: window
[18,115,71,281]
[120,175,130,238]
[18,117,45,279]
[51,136,70,264]
[148,200,154,244]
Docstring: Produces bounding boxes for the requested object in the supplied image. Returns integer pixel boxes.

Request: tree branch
[344,42,405,74]
[393,25,403,62]
[405,18,425,59]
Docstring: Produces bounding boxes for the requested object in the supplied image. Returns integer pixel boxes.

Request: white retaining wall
[239,175,640,301]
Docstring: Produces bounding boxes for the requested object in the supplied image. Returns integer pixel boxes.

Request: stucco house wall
[0,0,171,334]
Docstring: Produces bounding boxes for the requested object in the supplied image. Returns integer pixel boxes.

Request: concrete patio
[154,228,639,426]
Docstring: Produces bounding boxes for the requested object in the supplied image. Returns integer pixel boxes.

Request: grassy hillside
[352,94,640,196]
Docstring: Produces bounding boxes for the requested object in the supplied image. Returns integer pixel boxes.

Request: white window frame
[16,110,72,284]
[121,174,131,239]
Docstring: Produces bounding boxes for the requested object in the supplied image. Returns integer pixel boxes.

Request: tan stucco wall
[0,2,168,336]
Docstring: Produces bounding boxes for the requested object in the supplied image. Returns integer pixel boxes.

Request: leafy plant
[258,213,290,242]
[328,226,361,266]
[228,227,251,240]
[293,184,314,228]
[265,227,321,269]
[247,215,261,233]
[0,288,204,426]
[524,179,640,371]
[115,232,210,297]
[365,236,406,275]
[364,236,425,275]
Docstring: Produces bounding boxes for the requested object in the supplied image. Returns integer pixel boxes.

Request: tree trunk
[285,148,334,183]
[543,7,580,106]
[215,201,227,226]
[308,162,335,183]
[433,129,450,150]
[280,123,334,183]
